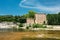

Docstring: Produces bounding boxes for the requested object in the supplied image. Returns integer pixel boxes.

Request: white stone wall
[0,22,18,29]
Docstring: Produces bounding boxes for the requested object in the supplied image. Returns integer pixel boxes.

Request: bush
[29,24,31,27]
[32,23,47,28]
[33,24,40,28]
[26,24,31,29]
[19,18,26,23]
[19,23,23,27]
[26,26,29,29]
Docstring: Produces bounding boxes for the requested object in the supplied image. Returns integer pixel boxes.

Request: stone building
[27,18,34,24]
[35,14,47,24]
[27,13,47,24]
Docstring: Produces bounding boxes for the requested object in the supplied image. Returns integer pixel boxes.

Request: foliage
[1,11,60,25]
[0,15,14,22]
[47,12,60,25]
[22,10,36,18]
[0,10,36,23]
[19,23,23,27]
[32,23,47,28]
[0,15,26,23]
[33,24,40,28]
[26,26,29,29]
[14,16,21,22]
[26,24,31,29]
[28,10,36,18]
[0,15,21,22]
[19,18,26,23]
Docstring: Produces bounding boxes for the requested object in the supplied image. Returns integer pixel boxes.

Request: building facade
[35,14,47,24]
[27,18,34,24]
[27,13,47,24]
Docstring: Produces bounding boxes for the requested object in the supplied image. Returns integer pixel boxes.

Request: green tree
[47,13,60,25]
[22,10,36,18]
[28,10,36,18]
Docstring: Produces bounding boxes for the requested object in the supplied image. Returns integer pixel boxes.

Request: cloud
[19,0,60,13]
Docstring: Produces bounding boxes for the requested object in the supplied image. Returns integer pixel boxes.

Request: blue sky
[0,0,60,16]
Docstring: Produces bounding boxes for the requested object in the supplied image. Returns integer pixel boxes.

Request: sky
[0,0,60,16]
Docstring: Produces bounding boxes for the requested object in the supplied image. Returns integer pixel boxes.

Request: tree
[47,12,60,25]
[22,10,36,18]
[28,10,36,18]
[19,18,26,23]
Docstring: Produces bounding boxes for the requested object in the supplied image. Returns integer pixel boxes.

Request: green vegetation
[19,18,26,23]
[0,10,60,25]
[0,10,36,23]
[19,23,23,27]
[47,12,60,25]
[26,24,31,29]
[0,15,21,22]
[26,26,29,29]
[23,10,36,18]
[32,23,47,28]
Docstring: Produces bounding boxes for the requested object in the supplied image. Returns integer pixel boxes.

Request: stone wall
[26,14,47,24]
[35,14,47,24]
[26,18,34,24]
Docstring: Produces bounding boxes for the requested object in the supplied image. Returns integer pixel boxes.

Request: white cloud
[19,0,60,13]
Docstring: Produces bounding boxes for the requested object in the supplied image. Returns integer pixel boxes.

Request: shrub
[26,24,31,29]
[19,18,26,23]
[32,23,47,28]
[33,24,40,28]
[29,24,31,27]
[19,23,23,27]
[41,25,47,28]
[26,26,29,29]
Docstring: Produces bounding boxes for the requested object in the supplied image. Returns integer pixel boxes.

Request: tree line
[0,11,35,23]
[47,12,60,25]
[0,10,60,25]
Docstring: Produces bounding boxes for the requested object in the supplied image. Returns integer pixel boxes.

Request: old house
[27,18,34,24]
[35,14,47,24]
[27,13,47,24]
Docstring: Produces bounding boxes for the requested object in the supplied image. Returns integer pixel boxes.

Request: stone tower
[35,14,47,24]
